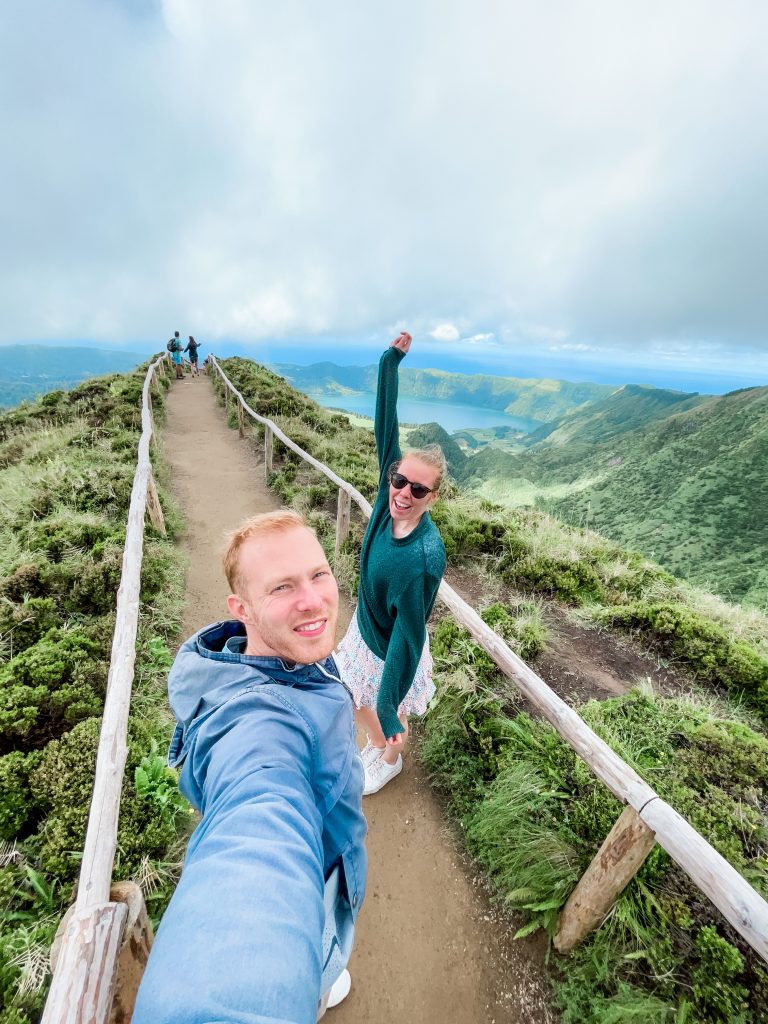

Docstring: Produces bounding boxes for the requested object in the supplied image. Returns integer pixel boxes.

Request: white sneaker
[359,738,386,769]
[327,968,351,1009]
[363,754,402,795]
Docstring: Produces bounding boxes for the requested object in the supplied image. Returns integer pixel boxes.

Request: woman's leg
[355,708,409,764]
[355,706,385,749]
[382,715,408,765]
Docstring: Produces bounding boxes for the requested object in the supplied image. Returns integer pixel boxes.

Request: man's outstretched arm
[133,701,326,1024]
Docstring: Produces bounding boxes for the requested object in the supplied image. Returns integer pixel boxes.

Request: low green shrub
[597,601,768,714]
[0,599,59,658]
[0,752,43,840]
[0,628,106,753]
[432,601,547,687]
[0,361,187,1017]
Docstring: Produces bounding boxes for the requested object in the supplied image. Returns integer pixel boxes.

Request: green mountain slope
[276,361,613,422]
[0,344,147,408]
[426,383,766,606]
[543,387,768,605]
[526,383,708,447]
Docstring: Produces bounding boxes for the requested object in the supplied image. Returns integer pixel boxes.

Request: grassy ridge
[214,356,768,1024]
[0,367,190,1022]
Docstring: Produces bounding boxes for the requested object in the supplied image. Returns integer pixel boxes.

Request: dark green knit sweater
[356,347,446,739]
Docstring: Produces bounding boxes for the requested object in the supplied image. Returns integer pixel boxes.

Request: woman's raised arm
[373,331,412,478]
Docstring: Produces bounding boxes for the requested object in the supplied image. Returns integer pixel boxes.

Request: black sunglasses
[388,469,434,500]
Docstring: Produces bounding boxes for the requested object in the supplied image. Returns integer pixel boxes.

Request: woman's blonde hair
[223,509,312,593]
[399,444,448,493]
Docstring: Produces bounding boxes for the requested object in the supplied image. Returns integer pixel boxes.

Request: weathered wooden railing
[210,354,768,963]
[42,354,171,1024]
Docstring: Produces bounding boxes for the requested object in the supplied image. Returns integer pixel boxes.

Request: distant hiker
[184,334,201,375]
[133,511,367,1023]
[167,330,184,379]
[335,331,447,794]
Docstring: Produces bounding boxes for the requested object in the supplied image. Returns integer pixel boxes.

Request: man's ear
[227,593,248,623]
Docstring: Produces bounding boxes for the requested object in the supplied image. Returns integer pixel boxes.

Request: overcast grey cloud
[1,0,767,380]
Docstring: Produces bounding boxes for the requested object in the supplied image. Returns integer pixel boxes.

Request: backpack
[167,338,177,352]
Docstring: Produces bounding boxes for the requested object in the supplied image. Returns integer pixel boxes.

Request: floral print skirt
[334,613,435,718]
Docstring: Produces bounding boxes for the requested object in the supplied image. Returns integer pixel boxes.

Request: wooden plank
[335,486,352,558]
[237,399,245,439]
[264,426,274,478]
[43,903,127,1024]
[146,472,166,535]
[554,806,656,951]
[640,798,768,962]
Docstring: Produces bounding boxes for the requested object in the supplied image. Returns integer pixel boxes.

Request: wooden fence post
[554,805,656,952]
[108,882,154,1024]
[264,426,274,479]
[43,903,127,1024]
[335,487,351,558]
[237,399,245,439]
[145,473,166,536]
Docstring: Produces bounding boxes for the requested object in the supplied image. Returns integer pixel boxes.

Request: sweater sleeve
[375,574,440,739]
[374,347,406,481]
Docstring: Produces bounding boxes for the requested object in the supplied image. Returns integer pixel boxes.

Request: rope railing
[210,354,768,964]
[42,354,169,1024]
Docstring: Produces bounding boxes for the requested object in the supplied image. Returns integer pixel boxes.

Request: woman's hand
[390,331,412,354]
[386,733,405,746]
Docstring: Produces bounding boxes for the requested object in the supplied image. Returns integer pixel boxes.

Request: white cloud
[549,343,596,353]
[0,0,766,373]
[429,324,461,343]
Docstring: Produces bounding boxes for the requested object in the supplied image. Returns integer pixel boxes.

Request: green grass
[0,361,190,1022]
[421,674,768,1023]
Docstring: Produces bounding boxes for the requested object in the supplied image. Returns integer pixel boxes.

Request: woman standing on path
[335,331,447,795]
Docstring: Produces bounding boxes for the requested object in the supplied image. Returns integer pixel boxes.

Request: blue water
[308,391,540,433]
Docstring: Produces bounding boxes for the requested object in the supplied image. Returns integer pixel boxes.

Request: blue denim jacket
[133,621,367,1024]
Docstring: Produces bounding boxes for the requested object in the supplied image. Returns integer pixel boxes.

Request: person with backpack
[167,331,184,379]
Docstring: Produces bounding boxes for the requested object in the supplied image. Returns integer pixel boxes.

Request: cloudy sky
[2,0,767,387]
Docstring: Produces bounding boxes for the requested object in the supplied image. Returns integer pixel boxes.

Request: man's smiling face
[227,526,339,664]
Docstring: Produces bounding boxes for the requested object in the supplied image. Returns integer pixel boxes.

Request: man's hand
[390,331,412,354]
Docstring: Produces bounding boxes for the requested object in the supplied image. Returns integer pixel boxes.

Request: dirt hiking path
[163,375,557,1023]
